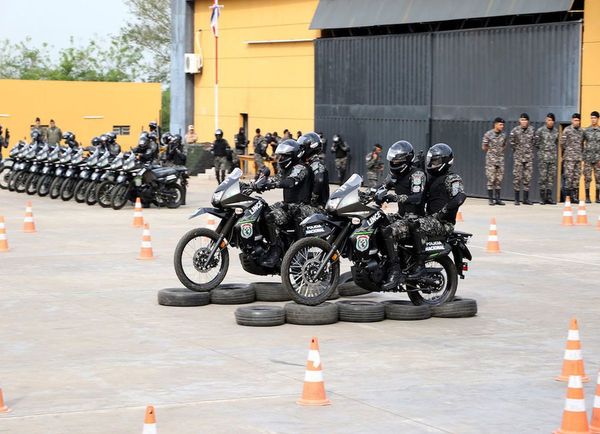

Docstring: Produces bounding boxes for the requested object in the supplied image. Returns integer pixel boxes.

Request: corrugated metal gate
[315,22,581,198]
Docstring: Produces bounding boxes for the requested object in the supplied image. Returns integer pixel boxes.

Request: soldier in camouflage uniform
[331,134,349,183]
[365,144,384,188]
[482,117,507,206]
[253,133,270,172]
[533,113,559,205]
[583,111,600,203]
[510,113,535,205]
[560,113,584,202]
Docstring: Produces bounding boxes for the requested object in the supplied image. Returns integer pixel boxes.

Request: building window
[113,125,131,135]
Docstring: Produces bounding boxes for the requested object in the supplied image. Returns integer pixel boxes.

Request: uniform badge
[356,234,369,252]
[240,223,253,239]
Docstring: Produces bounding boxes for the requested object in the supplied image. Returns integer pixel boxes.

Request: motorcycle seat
[151,167,178,178]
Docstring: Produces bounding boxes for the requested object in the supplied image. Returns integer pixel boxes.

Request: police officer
[253,133,270,171]
[253,139,313,268]
[534,113,559,205]
[510,113,535,205]
[0,126,9,161]
[232,127,248,172]
[482,117,507,206]
[132,132,158,164]
[365,144,384,188]
[331,134,349,183]
[62,131,79,150]
[211,129,231,184]
[561,113,584,202]
[46,120,62,146]
[379,140,427,289]
[298,132,330,207]
[583,111,600,203]
[105,132,121,157]
[164,133,187,166]
[148,121,161,142]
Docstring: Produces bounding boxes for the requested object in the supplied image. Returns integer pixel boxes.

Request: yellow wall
[193,0,319,146]
[0,79,161,150]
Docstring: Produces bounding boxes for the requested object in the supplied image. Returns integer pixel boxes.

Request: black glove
[432,205,448,221]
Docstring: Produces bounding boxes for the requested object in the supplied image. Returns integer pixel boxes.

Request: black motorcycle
[8,144,39,193]
[84,150,112,206]
[173,167,298,291]
[36,145,62,197]
[73,148,102,203]
[24,144,51,195]
[95,152,126,208]
[59,148,85,201]
[281,174,472,306]
[0,143,26,190]
[49,147,76,199]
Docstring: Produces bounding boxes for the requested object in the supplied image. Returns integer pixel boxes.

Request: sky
[0,0,131,52]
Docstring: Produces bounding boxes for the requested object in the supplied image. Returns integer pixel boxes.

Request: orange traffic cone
[297,337,330,406]
[486,217,500,253]
[137,224,155,260]
[562,197,574,226]
[456,210,464,222]
[0,216,9,252]
[554,375,590,434]
[591,371,600,433]
[132,197,144,228]
[142,405,156,434]
[0,388,10,413]
[576,200,590,226]
[22,201,36,233]
[556,318,589,382]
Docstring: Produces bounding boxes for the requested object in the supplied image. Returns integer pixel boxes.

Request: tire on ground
[431,298,477,318]
[284,302,338,325]
[339,271,353,284]
[157,288,211,307]
[337,300,385,322]
[382,300,431,320]
[338,281,370,297]
[211,283,255,304]
[235,305,286,326]
[251,281,291,302]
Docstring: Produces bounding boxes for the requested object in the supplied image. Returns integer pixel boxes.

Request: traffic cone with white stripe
[0,216,9,252]
[554,375,590,434]
[576,200,590,226]
[486,217,500,253]
[591,371,600,433]
[297,336,330,406]
[562,196,574,226]
[556,318,589,382]
[137,224,155,260]
[142,405,156,434]
[0,388,10,413]
[132,197,144,228]
[456,210,464,222]
[22,201,36,233]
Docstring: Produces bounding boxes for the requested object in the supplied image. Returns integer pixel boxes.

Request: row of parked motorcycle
[0,135,189,209]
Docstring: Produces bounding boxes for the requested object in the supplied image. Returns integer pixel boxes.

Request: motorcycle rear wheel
[110,182,131,210]
[407,256,457,306]
[281,237,340,306]
[0,166,11,189]
[96,181,115,208]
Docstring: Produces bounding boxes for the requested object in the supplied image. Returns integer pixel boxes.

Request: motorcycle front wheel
[74,179,90,203]
[14,171,28,193]
[110,182,131,210]
[60,178,77,201]
[0,166,12,189]
[49,177,64,199]
[37,174,53,197]
[154,183,184,209]
[406,256,457,306]
[96,181,115,208]
[281,237,340,306]
[85,182,98,205]
[174,228,229,292]
[25,173,41,195]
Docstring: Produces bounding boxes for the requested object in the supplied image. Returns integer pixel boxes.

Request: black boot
[572,188,580,203]
[262,224,282,268]
[523,191,533,205]
[546,189,556,205]
[487,189,495,206]
[514,190,520,206]
[381,229,403,290]
[540,190,546,205]
[407,229,426,279]
[495,190,505,205]
[586,189,591,204]
[215,169,221,185]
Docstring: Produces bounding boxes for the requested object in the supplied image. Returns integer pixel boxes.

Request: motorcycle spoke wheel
[407,256,457,306]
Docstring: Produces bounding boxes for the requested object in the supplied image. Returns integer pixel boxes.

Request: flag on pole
[210,0,223,37]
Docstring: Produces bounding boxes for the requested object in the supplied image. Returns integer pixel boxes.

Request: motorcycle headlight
[212,190,224,206]
[326,197,341,212]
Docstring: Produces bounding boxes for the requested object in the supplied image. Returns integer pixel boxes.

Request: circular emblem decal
[356,234,369,252]
[241,223,253,239]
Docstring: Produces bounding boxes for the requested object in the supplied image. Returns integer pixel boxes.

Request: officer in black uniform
[211,129,231,184]
[298,132,330,207]
[163,133,187,166]
[105,132,121,157]
[331,134,350,183]
[377,140,427,290]
[132,132,158,164]
[254,139,313,267]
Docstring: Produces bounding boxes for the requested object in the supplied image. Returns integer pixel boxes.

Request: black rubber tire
[430,298,478,318]
[36,174,53,197]
[211,283,255,305]
[110,182,131,210]
[328,289,340,300]
[96,180,115,208]
[60,177,77,201]
[49,177,64,199]
[339,271,353,285]
[74,179,90,203]
[25,173,40,195]
[0,166,11,189]
[85,182,98,205]
[407,256,458,306]
[165,183,184,209]
[284,302,339,325]
[382,300,432,321]
[337,300,385,323]
[174,228,229,292]
[14,171,28,193]
[7,170,20,191]
[338,281,371,297]
[157,288,211,307]
[252,282,292,302]
[235,305,286,327]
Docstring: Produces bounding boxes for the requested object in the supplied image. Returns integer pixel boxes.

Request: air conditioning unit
[184,53,203,74]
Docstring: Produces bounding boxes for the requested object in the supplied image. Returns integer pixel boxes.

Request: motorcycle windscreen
[212,168,242,204]
[325,174,365,215]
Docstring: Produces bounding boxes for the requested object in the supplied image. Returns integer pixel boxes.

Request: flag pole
[215,33,219,130]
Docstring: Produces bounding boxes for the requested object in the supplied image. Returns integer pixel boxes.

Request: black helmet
[62,131,74,141]
[297,132,321,158]
[215,129,223,139]
[149,121,158,130]
[138,132,149,148]
[387,140,414,175]
[332,134,341,144]
[171,133,182,144]
[161,132,172,145]
[99,134,109,145]
[426,143,454,175]
[275,139,303,170]
[107,132,117,143]
[31,129,41,141]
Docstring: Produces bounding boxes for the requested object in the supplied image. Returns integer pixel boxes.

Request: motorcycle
[173,167,298,292]
[36,145,62,197]
[0,143,26,190]
[281,174,472,306]
[58,148,85,201]
[24,144,51,195]
[49,147,76,199]
[8,144,40,193]
[110,153,185,210]
[84,149,112,206]
[73,148,102,203]
[95,152,126,208]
